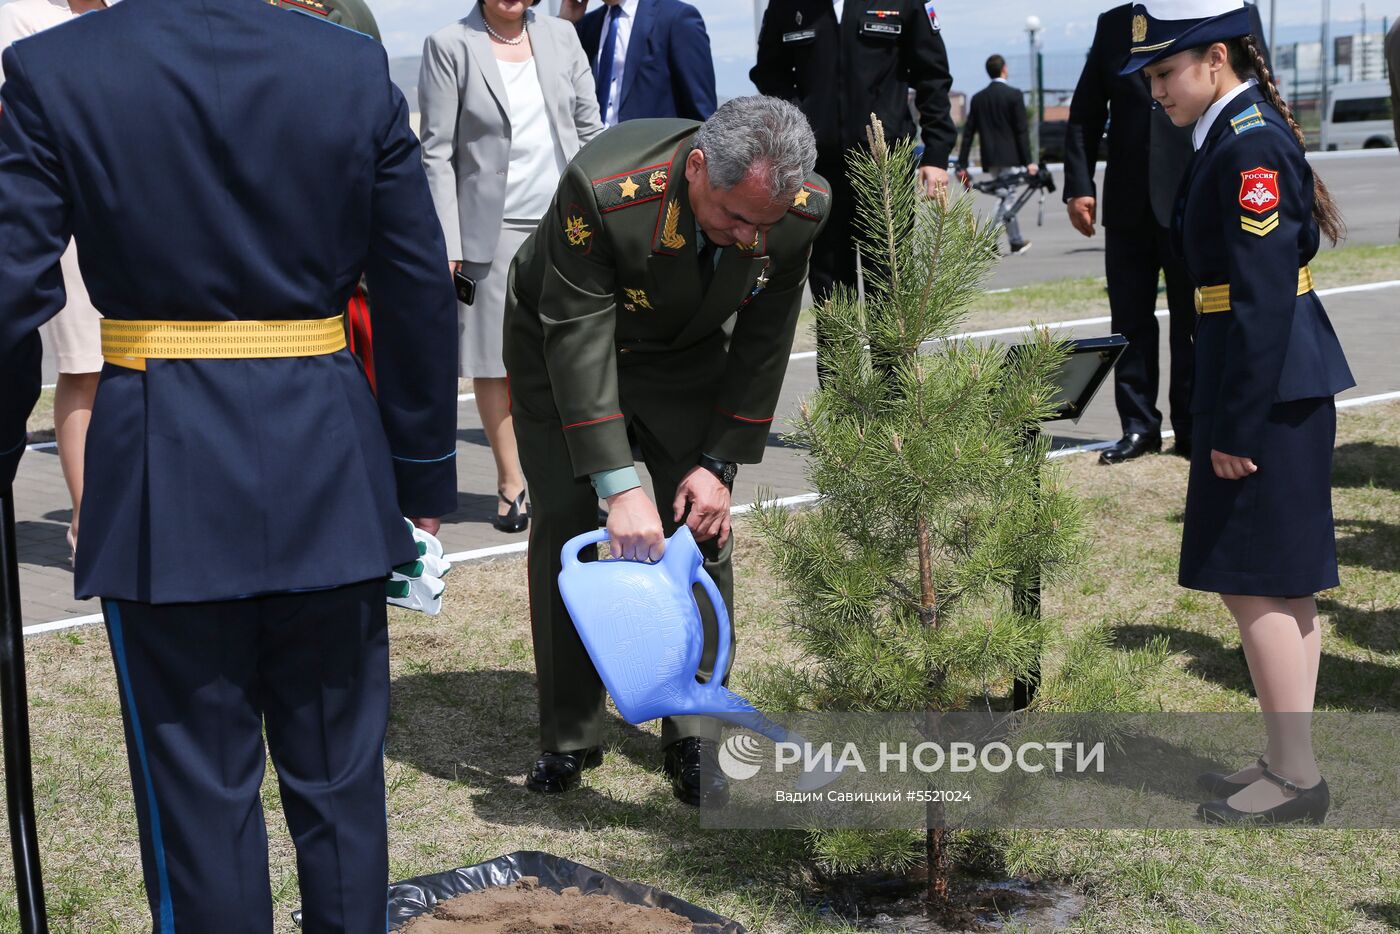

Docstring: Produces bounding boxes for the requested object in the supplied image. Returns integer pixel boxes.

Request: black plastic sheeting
[293,850,745,932]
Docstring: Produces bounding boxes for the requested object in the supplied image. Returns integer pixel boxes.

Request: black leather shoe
[493,488,528,534]
[663,738,728,807]
[1173,435,1192,459]
[1196,755,1267,799]
[1099,432,1162,465]
[526,747,603,794]
[1197,767,1329,826]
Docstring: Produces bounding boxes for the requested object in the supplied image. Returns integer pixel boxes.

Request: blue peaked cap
[1120,0,1254,74]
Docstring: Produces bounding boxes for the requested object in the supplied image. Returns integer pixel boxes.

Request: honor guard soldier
[504,97,824,805]
[0,1,458,931]
[751,0,954,379]
[1125,0,1352,826]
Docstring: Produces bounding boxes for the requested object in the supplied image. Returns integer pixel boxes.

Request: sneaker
[1010,240,1033,255]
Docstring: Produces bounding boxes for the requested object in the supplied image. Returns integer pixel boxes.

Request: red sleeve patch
[1238,167,1280,215]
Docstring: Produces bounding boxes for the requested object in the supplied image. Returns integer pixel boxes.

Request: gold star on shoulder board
[793,189,811,207]
[619,176,640,200]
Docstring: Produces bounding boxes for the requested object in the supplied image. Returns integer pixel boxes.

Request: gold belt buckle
[1193,288,1203,314]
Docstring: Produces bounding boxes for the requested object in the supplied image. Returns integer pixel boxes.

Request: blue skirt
[1179,397,1339,596]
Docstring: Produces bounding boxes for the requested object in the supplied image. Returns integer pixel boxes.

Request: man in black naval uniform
[751,0,955,379]
[1064,1,1266,464]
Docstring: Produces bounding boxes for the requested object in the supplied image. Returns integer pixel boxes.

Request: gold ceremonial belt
[1195,267,1314,315]
[101,315,346,371]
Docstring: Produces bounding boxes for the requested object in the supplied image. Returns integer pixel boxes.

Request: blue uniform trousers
[1104,223,1196,439]
[101,580,390,934]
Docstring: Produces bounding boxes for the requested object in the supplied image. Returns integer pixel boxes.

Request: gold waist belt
[101,315,346,371]
[1195,266,1314,314]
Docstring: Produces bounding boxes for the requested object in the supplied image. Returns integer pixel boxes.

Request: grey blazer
[419,5,603,264]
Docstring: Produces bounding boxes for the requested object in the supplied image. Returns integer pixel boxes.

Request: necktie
[696,233,720,293]
[596,4,623,126]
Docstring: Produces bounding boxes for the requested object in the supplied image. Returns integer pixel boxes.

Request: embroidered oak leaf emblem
[649,170,668,193]
[660,201,686,250]
[623,288,652,310]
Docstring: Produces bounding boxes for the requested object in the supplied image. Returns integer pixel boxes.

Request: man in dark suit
[1064,2,1267,464]
[0,0,458,930]
[560,0,716,126]
[957,54,1037,254]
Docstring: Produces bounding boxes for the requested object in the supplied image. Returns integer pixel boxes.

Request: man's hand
[918,165,950,200]
[606,487,665,561]
[409,517,442,536]
[1027,164,1039,176]
[673,466,732,547]
[1211,450,1258,480]
[557,0,589,22]
[1067,196,1096,238]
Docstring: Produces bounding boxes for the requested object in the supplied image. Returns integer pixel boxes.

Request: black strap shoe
[1099,432,1163,465]
[493,488,529,534]
[662,738,729,807]
[1197,767,1329,826]
[1196,755,1267,799]
[526,747,603,794]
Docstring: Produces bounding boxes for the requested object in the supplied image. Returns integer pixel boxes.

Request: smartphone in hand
[454,269,476,306]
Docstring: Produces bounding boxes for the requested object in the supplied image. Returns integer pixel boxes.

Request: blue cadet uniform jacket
[1173,86,1354,461]
[0,0,459,603]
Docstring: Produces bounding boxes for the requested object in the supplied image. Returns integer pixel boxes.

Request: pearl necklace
[483,17,527,45]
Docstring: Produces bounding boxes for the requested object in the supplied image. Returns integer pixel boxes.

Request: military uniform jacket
[0,0,458,603]
[504,119,828,478]
[749,0,955,169]
[1174,87,1354,460]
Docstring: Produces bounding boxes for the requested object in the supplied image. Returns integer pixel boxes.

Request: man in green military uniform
[269,0,382,41]
[505,96,826,804]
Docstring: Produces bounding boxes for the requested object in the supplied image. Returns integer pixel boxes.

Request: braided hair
[1210,37,1346,244]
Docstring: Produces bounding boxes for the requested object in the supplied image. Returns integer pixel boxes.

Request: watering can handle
[560,528,611,569]
[690,555,733,693]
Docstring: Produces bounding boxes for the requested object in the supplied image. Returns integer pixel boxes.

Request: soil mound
[400,876,695,933]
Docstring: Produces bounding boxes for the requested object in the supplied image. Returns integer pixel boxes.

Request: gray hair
[693,96,817,202]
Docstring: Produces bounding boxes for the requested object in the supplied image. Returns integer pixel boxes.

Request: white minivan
[1322,80,1395,151]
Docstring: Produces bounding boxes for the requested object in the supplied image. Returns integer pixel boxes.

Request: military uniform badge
[660,200,687,250]
[623,288,652,312]
[563,206,593,253]
[649,170,669,193]
[1238,166,1280,237]
[788,181,829,221]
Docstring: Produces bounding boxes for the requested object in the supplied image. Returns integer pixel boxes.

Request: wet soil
[398,876,695,933]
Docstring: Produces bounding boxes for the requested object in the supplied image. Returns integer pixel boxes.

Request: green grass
[5,401,1400,931]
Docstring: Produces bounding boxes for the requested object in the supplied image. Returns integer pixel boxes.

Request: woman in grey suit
[420,0,603,532]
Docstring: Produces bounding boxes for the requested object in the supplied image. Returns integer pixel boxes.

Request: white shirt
[1193,77,1258,151]
[595,0,638,128]
[832,0,845,23]
[499,56,566,221]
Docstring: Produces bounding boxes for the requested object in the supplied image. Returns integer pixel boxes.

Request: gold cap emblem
[1131,13,1148,43]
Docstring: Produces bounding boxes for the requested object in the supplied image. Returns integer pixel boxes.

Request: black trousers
[1104,223,1197,438]
[101,579,390,934]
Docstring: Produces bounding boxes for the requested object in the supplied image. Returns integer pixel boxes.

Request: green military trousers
[514,410,735,753]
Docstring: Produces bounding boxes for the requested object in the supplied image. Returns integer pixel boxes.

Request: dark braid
[1237,36,1346,244]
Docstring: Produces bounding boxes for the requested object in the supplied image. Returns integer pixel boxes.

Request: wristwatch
[698,454,737,491]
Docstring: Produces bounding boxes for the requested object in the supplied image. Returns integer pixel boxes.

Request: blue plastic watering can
[558,526,791,745]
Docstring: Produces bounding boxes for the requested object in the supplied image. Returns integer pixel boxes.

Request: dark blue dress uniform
[0,1,458,931]
[1173,86,1354,596]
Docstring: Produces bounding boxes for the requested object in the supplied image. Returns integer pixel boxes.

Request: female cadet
[1123,0,1355,825]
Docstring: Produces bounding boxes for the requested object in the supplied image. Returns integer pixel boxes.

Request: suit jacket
[504,120,827,476]
[1174,87,1353,458]
[575,0,716,123]
[0,0,458,603]
[750,0,955,169]
[957,80,1032,171]
[1064,2,1268,230]
[419,7,603,264]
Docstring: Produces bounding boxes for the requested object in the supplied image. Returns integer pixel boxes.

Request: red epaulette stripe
[592,161,670,186]
[803,181,829,194]
[717,408,774,424]
[563,413,624,430]
[283,0,330,14]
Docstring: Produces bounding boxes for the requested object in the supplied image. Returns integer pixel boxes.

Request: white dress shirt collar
[1193,77,1257,151]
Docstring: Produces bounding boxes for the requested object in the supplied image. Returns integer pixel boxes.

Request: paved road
[16,154,1400,625]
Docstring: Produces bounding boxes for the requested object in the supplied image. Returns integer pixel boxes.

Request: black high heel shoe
[493,488,528,534]
[1197,755,1268,799]
[1197,766,1330,826]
